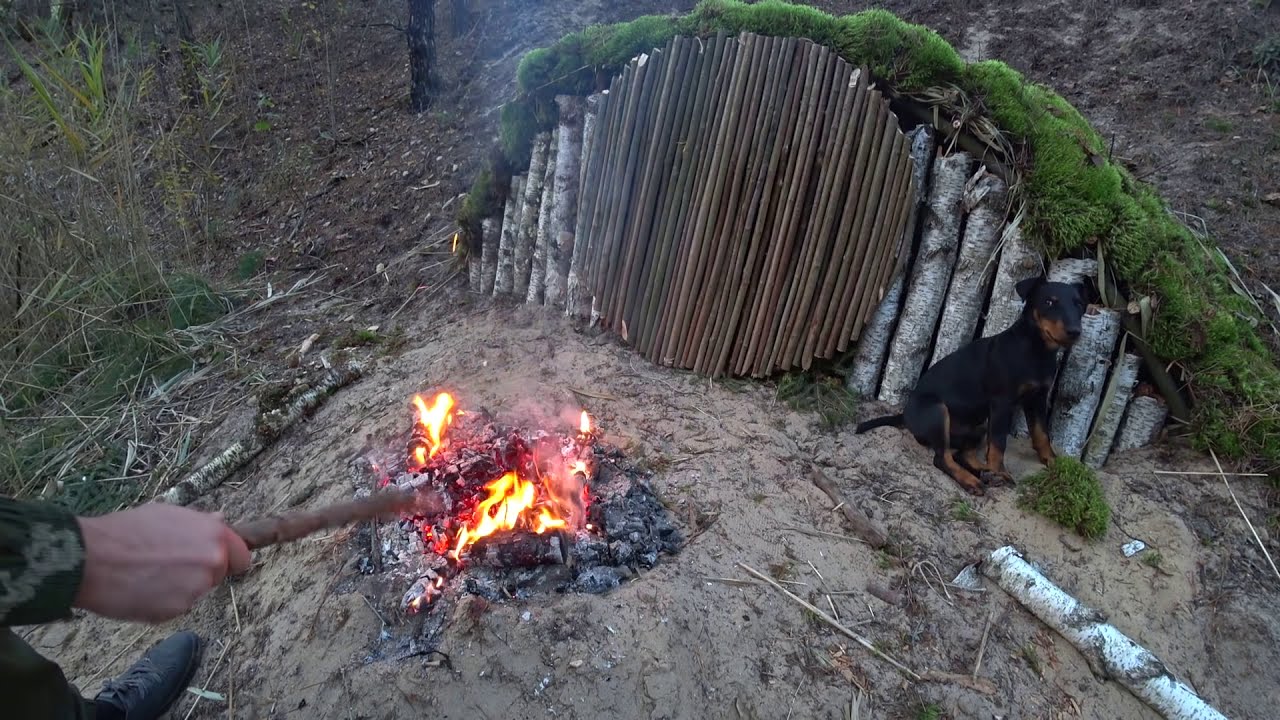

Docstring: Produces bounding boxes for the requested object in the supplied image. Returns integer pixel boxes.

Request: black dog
[855,275,1086,495]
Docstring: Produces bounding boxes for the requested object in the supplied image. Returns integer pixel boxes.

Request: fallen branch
[159,363,365,505]
[738,562,921,682]
[809,466,887,548]
[981,545,1229,720]
[231,487,447,550]
[1211,449,1280,584]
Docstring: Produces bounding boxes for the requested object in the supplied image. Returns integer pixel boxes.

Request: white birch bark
[929,168,1009,366]
[527,130,559,305]
[1047,258,1098,285]
[848,126,934,397]
[494,175,524,296]
[982,546,1228,720]
[479,216,499,296]
[468,243,483,293]
[1114,394,1169,451]
[981,210,1041,338]
[1050,306,1121,458]
[878,151,973,405]
[514,132,551,299]
[545,95,584,309]
[1082,351,1142,468]
[568,93,603,318]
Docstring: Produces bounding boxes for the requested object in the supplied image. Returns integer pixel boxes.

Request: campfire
[354,391,682,621]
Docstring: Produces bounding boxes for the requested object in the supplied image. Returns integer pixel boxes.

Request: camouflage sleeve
[0,497,85,627]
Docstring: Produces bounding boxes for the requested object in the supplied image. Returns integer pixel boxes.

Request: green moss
[1018,457,1110,539]
[775,372,858,429]
[472,0,1280,471]
[456,168,497,255]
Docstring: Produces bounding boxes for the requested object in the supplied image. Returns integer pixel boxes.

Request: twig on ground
[703,575,808,588]
[183,638,232,720]
[865,583,902,607]
[911,560,955,604]
[84,628,150,686]
[785,676,807,720]
[920,670,998,695]
[972,606,995,680]
[808,467,888,547]
[230,584,242,633]
[738,562,921,681]
[1153,469,1268,478]
[567,386,619,401]
[782,525,864,544]
[1211,449,1280,583]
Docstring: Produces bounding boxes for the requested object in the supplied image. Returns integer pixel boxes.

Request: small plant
[1205,116,1233,133]
[335,328,382,348]
[1021,644,1043,677]
[915,704,943,720]
[950,499,977,522]
[1017,457,1110,539]
[774,372,858,429]
[1141,550,1164,569]
[237,250,266,280]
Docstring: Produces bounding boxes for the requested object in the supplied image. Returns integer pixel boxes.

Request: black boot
[94,631,202,720]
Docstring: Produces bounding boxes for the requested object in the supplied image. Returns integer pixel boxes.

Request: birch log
[982,546,1229,720]
[848,126,934,397]
[929,168,1009,366]
[1082,351,1142,468]
[494,175,524,296]
[1114,391,1169,451]
[545,95,584,309]
[527,131,559,305]
[479,216,499,295]
[514,132,551,298]
[1050,306,1121,458]
[1048,258,1098,285]
[468,243,482,293]
[568,94,603,318]
[878,151,972,405]
[981,211,1040,338]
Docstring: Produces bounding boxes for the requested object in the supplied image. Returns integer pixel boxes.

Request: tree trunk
[1082,351,1142,468]
[408,0,436,112]
[1050,306,1121,458]
[450,0,469,37]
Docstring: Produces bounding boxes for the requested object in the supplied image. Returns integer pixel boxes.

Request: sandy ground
[26,295,1280,719]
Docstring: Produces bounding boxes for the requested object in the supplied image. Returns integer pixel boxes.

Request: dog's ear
[1016,275,1045,301]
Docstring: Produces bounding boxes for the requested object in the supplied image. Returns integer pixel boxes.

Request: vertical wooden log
[526,129,559,305]
[514,133,551,298]
[568,94,604,318]
[929,169,1010,365]
[494,175,524,296]
[480,216,499,295]
[1082,351,1142,468]
[878,151,973,405]
[1050,306,1121,458]
[1114,391,1168,451]
[584,74,626,303]
[468,243,482,293]
[545,95,585,309]
[848,125,934,397]
[980,211,1040,338]
[1047,258,1098,285]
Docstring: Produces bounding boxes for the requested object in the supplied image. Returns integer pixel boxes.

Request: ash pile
[352,395,683,621]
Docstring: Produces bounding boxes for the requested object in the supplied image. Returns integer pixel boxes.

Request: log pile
[463,32,1170,465]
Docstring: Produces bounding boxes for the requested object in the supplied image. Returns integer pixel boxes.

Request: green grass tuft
[775,372,858,429]
[237,250,266,280]
[1018,457,1110,539]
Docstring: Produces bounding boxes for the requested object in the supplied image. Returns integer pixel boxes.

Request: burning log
[879,151,973,405]
[567,93,604,318]
[545,95,584,309]
[929,168,1009,366]
[1050,306,1122,458]
[160,363,365,505]
[514,133,551,298]
[847,125,934,396]
[480,216,499,295]
[526,129,559,305]
[469,532,567,568]
[494,175,524,296]
[981,210,1040,338]
[1082,351,1143,468]
[982,545,1229,720]
[1114,389,1169,451]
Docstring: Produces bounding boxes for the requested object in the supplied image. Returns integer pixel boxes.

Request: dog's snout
[1066,326,1082,340]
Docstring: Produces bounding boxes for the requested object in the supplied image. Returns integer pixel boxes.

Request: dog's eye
[1044,298,1057,308]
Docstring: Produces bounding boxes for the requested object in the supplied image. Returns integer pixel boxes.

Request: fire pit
[349,391,682,648]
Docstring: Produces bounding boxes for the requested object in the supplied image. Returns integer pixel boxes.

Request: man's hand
[74,503,252,623]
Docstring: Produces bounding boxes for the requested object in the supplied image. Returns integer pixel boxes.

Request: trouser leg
[0,627,97,719]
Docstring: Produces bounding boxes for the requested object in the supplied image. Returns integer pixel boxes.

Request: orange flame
[579,410,591,434]
[452,471,572,560]
[412,392,455,459]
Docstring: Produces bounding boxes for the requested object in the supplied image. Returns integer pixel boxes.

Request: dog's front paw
[982,470,1015,487]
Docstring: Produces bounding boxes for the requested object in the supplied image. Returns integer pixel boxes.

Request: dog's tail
[854,414,904,434]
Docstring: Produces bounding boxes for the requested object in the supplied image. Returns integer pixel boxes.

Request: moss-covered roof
[467,0,1279,473]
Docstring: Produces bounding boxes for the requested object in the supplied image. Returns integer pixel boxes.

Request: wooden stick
[1152,469,1269,478]
[544,94,585,309]
[844,148,914,353]
[231,488,446,551]
[972,606,995,679]
[739,562,921,682]
[809,466,887,547]
[526,130,559,304]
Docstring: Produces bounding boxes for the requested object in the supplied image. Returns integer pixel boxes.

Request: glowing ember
[579,410,591,434]
[412,392,455,459]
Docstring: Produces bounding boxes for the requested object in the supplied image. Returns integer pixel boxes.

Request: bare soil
[19,0,1280,718]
